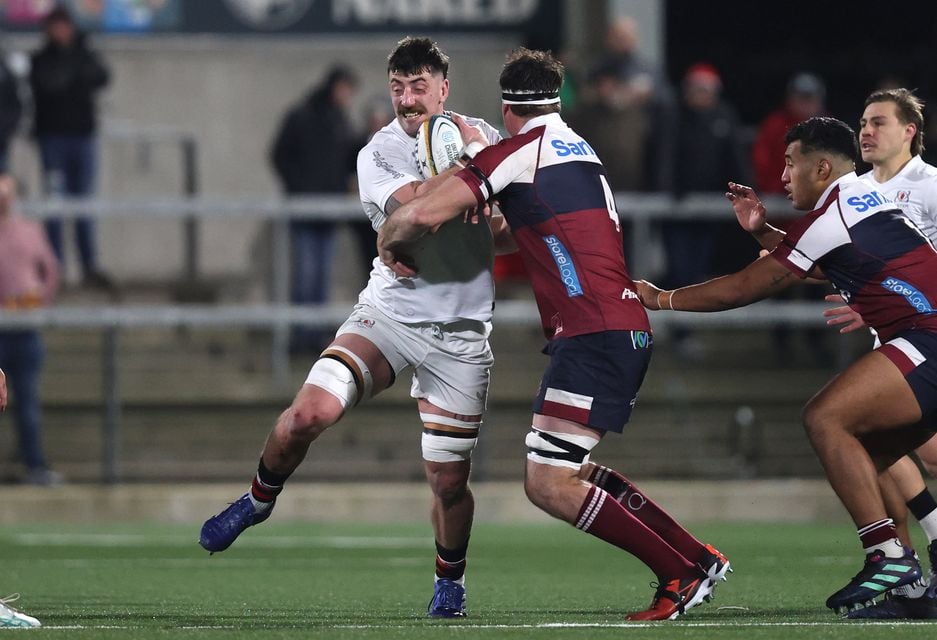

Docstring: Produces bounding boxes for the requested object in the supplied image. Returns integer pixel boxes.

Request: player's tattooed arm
[384,194,405,217]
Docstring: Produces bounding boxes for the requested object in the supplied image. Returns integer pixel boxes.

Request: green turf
[0,519,933,638]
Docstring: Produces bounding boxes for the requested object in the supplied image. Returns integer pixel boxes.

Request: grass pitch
[1,519,933,638]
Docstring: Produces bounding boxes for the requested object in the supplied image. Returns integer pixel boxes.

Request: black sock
[908,488,937,521]
[257,458,290,487]
[435,538,469,581]
[251,458,289,503]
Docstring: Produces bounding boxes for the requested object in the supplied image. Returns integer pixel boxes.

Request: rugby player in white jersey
[819,88,937,619]
[199,37,502,618]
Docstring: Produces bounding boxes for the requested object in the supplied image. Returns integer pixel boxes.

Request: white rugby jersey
[860,155,937,244]
[356,112,501,324]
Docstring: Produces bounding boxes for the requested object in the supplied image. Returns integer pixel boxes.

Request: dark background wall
[666,0,937,147]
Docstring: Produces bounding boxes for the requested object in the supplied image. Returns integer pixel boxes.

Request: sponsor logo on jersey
[881,276,934,313]
[846,190,887,213]
[551,138,597,158]
[371,150,404,179]
[543,235,583,297]
[630,330,652,349]
[621,288,639,300]
[354,317,376,329]
[896,190,911,203]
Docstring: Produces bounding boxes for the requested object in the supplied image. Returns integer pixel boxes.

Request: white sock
[864,538,905,559]
[247,493,274,513]
[919,509,937,543]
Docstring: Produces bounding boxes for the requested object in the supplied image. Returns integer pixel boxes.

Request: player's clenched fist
[634,280,665,310]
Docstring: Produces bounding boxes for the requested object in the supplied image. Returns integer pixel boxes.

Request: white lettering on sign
[333,0,539,25]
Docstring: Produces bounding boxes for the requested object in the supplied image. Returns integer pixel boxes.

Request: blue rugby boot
[199,493,274,553]
[826,547,922,614]
[427,579,466,618]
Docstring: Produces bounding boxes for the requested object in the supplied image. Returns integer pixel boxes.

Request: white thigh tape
[323,346,374,401]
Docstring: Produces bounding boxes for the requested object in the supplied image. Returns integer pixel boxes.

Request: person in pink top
[0,172,62,485]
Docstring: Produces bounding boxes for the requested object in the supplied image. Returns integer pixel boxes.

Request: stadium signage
[332,0,539,25]
[0,0,557,34]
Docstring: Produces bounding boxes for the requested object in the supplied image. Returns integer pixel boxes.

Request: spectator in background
[589,15,676,191]
[752,72,826,194]
[750,72,829,364]
[347,94,392,287]
[0,173,62,486]
[29,6,111,289]
[0,51,23,172]
[663,63,751,356]
[270,65,359,353]
[567,63,647,191]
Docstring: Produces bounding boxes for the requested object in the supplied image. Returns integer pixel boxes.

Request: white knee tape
[420,413,481,463]
[305,358,358,409]
[422,431,478,463]
[525,428,599,470]
[325,346,373,399]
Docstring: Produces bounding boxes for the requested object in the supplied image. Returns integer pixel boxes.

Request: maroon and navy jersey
[456,113,649,339]
[772,172,937,342]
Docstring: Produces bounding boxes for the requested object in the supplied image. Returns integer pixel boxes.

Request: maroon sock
[858,518,899,552]
[589,465,706,564]
[576,486,697,580]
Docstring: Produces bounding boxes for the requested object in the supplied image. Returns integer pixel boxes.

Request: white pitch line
[40,621,937,630]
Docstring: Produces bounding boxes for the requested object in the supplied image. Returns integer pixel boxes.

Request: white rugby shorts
[336,301,493,416]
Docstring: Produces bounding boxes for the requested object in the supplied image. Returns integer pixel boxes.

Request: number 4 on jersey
[599,175,621,233]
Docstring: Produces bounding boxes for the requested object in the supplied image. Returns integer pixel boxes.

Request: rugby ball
[415,114,464,179]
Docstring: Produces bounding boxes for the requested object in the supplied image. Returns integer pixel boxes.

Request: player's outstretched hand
[823,294,866,333]
[726,182,767,234]
[378,246,418,278]
[0,367,7,412]
[634,280,664,310]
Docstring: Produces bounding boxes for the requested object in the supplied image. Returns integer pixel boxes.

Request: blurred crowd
[0,9,929,483]
[0,11,900,311]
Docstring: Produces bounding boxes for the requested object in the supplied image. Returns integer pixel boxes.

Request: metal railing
[5,192,821,482]
[19,191,799,281]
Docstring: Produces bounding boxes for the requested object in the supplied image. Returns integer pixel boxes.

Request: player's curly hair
[500,47,563,117]
[865,88,926,156]
[387,36,449,79]
[784,117,859,163]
